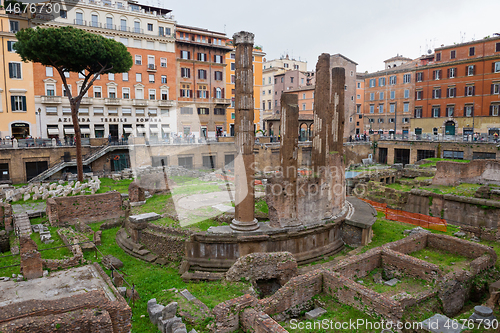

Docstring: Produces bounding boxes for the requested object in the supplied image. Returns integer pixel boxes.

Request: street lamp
[36,108,42,139]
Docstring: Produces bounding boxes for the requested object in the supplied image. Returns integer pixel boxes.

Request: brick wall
[140,225,188,261]
[333,248,382,279]
[0,202,13,231]
[433,160,500,186]
[382,248,440,281]
[46,191,124,226]
[241,308,288,333]
[383,233,428,254]
[427,233,497,261]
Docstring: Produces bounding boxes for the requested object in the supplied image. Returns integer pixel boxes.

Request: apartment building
[363,55,416,137]
[261,55,307,127]
[0,14,36,139]
[32,0,177,141]
[273,69,314,115]
[289,85,315,141]
[175,25,232,139]
[330,54,357,139]
[225,45,265,136]
[413,37,500,137]
[355,73,365,135]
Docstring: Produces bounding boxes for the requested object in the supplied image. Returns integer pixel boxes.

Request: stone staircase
[13,213,32,236]
[115,229,159,263]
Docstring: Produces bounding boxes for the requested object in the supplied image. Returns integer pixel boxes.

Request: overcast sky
[154,0,499,73]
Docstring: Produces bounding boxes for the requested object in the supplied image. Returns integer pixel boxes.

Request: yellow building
[0,13,36,139]
[225,44,265,136]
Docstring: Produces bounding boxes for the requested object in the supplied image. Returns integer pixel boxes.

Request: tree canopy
[14,25,132,76]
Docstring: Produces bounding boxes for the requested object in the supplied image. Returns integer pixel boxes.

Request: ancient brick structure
[128,181,145,203]
[46,191,125,226]
[0,202,13,231]
[41,228,85,271]
[19,236,43,280]
[433,159,500,186]
[231,31,258,232]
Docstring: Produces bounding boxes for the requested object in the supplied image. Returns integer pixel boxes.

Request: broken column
[230,31,258,232]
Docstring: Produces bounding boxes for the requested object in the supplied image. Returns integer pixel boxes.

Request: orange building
[413,37,500,137]
[175,25,231,139]
[355,73,365,135]
[225,44,265,136]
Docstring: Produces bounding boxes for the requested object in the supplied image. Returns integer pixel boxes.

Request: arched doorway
[11,122,30,139]
[309,123,314,139]
[444,120,456,135]
[300,123,308,141]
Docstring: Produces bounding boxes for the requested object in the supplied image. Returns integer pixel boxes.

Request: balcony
[147,64,157,72]
[158,100,174,107]
[214,98,231,105]
[133,99,149,106]
[80,97,93,105]
[105,98,121,106]
[41,96,62,104]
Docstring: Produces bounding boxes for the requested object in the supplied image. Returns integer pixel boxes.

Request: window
[450,50,456,59]
[403,74,411,83]
[197,85,207,98]
[490,104,500,116]
[135,108,145,115]
[447,86,456,98]
[469,47,475,56]
[357,82,361,88]
[135,55,142,65]
[432,88,441,99]
[389,75,396,85]
[91,14,98,27]
[357,94,360,99]
[467,65,475,76]
[161,109,169,116]
[389,118,394,123]
[302,103,306,111]
[403,102,409,113]
[197,108,209,115]
[60,10,67,19]
[108,87,116,98]
[432,106,440,118]
[404,89,409,98]
[214,108,225,115]
[231,75,235,84]
[197,53,207,62]
[378,118,384,123]
[435,53,441,61]
[149,74,155,83]
[161,75,167,84]
[46,84,55,96]
[134,21,141,33]
[416,72,423,82]
[416,90,423,100]
[403,117,410,124]
[181,68,190,78]
[122,108,131,115]
[122,72,128,81]
[147,23,153,31]
[446,106,454,117]
[369,79,376,87]
[161,89,168,100]
[215,87,222,99]
[493,62,500,73]
[492,82,500,95]
[108,73,114,81]
[230,62,235,71]
[497,43,500,52]
[414,108,422,118]
[231,112,235,119]
[147,56,155,69]
[94,86,101,98]
[378,77,385,86]
[198,69,207,79]
[214,55,223,63]
[390,103,395,113]
[433,70,442,80]
[122,87,130,99]
[7,40,16,52]
[465,85,475,96]
[369,118,375,123]
[136,73,142,82]
[75,12,84,25]
[120,18,127,31]
[149,89,156,100]
[390,91,395,99]
[160,58,167,67]
[214,71,223,81]
[11,95,26,111]
[379,92,384,100]
[135,88,144,99]
[180,84,191,98]
[465,105,474,117]
[10,20,19,33]
[370,93,374,101]
[448,67,456,78]
[369,105,374,113]
[106,16,113,29]
[180,50,190,60]
[291,77,294,83]
[8,63,21,79]
[134,39,141,48]
[378,104,384,113]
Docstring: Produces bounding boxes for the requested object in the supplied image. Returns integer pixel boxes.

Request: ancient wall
[381,248,440,281]
[0,202,13,231]
[42,229,85,270]
[46,191,124,226]
[241,308,288,333]
[140,224,188,261]
[433,160,500,186]
[333,248,382,279]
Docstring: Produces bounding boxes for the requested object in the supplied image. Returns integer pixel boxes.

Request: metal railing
[378,134,500,143]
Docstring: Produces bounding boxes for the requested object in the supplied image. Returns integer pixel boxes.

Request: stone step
[13,213,32,236]
[181,271,224,282]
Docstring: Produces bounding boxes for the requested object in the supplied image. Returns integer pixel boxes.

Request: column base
[230,218,259,232]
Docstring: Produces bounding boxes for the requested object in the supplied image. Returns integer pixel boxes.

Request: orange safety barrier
[360,198,447,232]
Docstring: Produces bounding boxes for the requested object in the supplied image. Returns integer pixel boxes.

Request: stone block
[384,278,399,287]
[162,302,178,320]
[489,280,500,294]
[421,314,463,333]
[117,287,127,297]
[102,255,124,270]
[180,289,196,301]
[148,303,165,326]
[305,307,327,319]
[129,212,161,224]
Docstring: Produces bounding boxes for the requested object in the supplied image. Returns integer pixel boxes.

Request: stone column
[280,93,299,183]
[311,53,332,172]
[331,67,345,155]
[231,31,258,232]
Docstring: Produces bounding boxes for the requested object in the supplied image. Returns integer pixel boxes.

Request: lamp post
[36,108,42,140]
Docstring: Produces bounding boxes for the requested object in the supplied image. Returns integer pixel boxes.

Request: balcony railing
[147,64,157,72]
[133,99,149,106]
[41,96,62,104]
[214,98,231,105]
[80,97,92,104]
[104,98,121,105]
[158,100,174,107]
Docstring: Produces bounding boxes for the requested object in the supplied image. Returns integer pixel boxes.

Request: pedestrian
[108,133,112,144]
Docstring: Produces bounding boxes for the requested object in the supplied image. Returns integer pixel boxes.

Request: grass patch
[30,226,73,260]
[97,178,134,194]
[361,211,410,253]
[357,268,431,296]
[386,183,415,192]
[185,219,228,231]
[419,158,470,168]
[255,198,269,215]
[410,248,471,273]
[131,193,174,215]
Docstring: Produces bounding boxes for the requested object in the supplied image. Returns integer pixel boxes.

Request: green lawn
[419,158,470,168]
[410,248,471,273]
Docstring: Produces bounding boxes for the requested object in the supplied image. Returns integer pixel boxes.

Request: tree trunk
[70,101,84,182]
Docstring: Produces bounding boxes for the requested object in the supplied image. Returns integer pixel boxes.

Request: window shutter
[446,89,449,98]
[187,51,191,59]
[471,106,474,116]
[472,86,475,96]
[222,88,225,98]
[22,96,26,111]
[179,89,182,97]
[190,90,193,97]
[437,107,440,117]
[432,71,436,80]
[491,105,494,116]
[465,65,468,74]
[8,63,13,78]
[492,84,495,95]
[453,88,456,97]
[493,63,496,73]
[11,96,15,111]
[472,66,475,75]
[213,87,216,97]
[464,87,467,97]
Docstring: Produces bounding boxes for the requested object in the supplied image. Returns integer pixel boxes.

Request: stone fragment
[421,313,463,333]
[180,289,196,301]
[384,278,399,287]
[118,287,127,297]
[102,254,124,270]
[305,307,327,320]
[468,305,496,324]
[162,302,178,320]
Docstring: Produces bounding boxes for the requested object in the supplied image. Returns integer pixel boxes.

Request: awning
[149,127,160,133]
[124,127,133,133]
[64,128,75,134]
[47,129,59,135]
[162,126,171,132]
[137,127,147,133]
[80,128,91,134]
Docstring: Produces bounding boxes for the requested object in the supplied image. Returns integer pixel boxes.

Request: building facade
[0,14,36,139]
[355,73,365,135]
[363,56,416,137]
[32,0,177,142]
[225,45,265,136]
[175,25,231,140]
[330,54,357,139]
[413,38,500,138]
